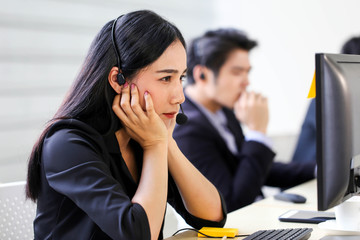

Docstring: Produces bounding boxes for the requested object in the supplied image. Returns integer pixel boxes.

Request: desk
[165,180,351,239]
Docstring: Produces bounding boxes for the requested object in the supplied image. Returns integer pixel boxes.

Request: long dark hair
[26,10,185,201]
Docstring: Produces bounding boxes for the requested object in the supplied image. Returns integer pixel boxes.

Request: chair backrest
[0,181,36,240]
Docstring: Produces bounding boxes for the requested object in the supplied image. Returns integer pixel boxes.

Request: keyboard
[243,227,312,240]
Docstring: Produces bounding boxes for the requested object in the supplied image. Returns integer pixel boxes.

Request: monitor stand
[318,196,360,234]
[334,196,360,231]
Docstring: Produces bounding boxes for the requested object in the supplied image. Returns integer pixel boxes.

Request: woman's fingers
[115,82,157,125]
[130,84,147,119]
[119,82,131,115]
[144,91,155,118]
[113,82,168,148]
[120,82,141,122]
[112,94,130,126]
[116,82,154,125]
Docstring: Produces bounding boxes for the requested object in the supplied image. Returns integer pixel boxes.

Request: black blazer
[34,119,226,240]
[174,96,315,212]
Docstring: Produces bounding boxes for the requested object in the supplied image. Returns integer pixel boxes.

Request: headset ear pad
[117,73,126,85]
[200,72,205,80]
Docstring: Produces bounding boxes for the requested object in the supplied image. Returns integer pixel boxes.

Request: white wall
[3,0,360,181]
[0,0,217,182]
[213,0,360,136]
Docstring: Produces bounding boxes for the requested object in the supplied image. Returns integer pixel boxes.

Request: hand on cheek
[112,83,167,149]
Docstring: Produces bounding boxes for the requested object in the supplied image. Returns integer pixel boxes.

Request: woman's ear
[108,67,123,93]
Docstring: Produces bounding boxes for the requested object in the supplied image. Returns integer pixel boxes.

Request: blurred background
[1,0,360,182]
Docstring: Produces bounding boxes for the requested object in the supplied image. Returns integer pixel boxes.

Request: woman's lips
[163,112,177,119]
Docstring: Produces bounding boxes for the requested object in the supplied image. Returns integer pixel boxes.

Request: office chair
[0,181,36,240]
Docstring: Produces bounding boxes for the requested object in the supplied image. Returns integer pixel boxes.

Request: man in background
[174,28,315,212]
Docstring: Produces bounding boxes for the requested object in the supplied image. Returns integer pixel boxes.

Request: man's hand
[234,91,269,134]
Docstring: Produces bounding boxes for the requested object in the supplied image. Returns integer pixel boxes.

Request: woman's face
[131,40,186,128]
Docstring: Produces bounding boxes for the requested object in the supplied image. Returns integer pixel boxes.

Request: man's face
[208,49,251,109]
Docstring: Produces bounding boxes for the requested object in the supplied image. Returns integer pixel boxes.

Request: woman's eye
[160,76,171,82]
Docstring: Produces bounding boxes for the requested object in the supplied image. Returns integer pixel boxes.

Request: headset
[111,16,126,85]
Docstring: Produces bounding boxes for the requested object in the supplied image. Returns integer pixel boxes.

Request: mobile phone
[278,210,335,224]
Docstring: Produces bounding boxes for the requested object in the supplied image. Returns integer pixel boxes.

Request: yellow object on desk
[198,227,238,238]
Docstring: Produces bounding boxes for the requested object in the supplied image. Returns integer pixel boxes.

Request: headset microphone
[176,104,188,125]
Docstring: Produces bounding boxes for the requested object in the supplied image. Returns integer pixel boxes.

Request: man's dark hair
[187,28,257,84]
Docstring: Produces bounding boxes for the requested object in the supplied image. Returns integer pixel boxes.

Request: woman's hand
[167,113,177,140]
[112,82,168,149]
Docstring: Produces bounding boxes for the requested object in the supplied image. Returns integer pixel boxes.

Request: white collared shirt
[189,96,273,154]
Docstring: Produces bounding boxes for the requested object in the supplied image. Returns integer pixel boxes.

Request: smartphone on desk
[279,210,335,224]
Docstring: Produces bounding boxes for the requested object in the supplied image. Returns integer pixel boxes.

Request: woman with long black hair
[26,10,225,240]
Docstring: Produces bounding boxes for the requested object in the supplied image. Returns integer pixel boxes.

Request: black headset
[111,16,126,85]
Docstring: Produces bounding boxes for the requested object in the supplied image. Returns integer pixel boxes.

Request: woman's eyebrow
[156,68,187,74]
[156,69,178,73]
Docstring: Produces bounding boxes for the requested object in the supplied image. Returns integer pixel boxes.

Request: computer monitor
[316,53,360,213]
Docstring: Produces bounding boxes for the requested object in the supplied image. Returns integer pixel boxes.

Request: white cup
[334,196,360,231]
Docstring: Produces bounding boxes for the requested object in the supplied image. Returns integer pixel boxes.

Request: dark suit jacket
[291,99,316,163]
[174,96,316,212]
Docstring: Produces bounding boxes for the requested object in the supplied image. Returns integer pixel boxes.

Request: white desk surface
[165,179,358,239]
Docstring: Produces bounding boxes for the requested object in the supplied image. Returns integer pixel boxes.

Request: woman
[26,10,226,240]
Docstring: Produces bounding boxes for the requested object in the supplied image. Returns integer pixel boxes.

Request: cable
[171,228,250,238]
[236,234,250,237]
[171,228,216,238]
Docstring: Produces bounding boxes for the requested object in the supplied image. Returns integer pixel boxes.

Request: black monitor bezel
[316,53,360,211]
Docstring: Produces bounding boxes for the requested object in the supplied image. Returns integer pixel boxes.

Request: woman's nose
[171,81,185,104]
